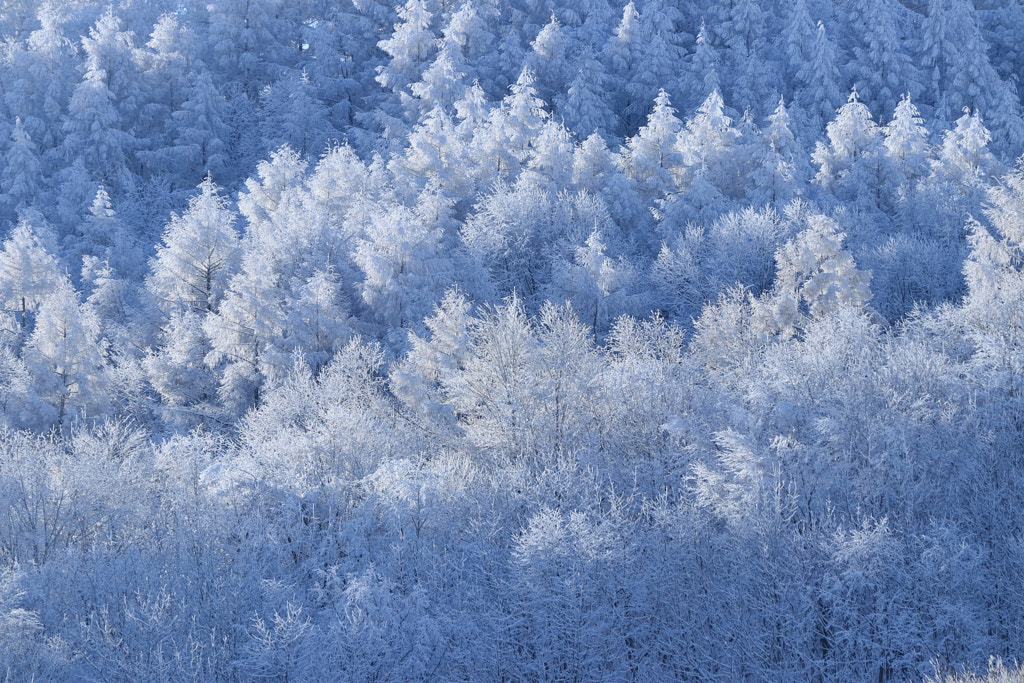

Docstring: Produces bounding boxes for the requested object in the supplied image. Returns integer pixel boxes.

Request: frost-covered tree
[843,0,916,120]
[884,94,931,182]
[376,0,436,103]
[0,220,62,337]
[921,0,1023,152]
[619,89,684,201]
[62,66,136,182]
[796,21,843,134]
[0,118,42,218]
[813,90,897,208]
[162,70,232,182]
[680,19,721,113]
[147,177,240,315]
[353,201,453,338]
[771,212,873,329]
[930,108,1000,188]
[24,277,107,425]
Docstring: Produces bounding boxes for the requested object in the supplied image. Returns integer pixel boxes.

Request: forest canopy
[1,0,1024,680]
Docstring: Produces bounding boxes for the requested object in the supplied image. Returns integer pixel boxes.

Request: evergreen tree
[922,0,1023,152]
[780,0,817,101]
[681,19,721,113]
[718,0,776,116]
[169,70,232,182]
[259,70,332,157]
[202,252,283,413]
[555,47,617,140]
[376,0,437,103]
[750,96,809,205]
[813,90,896,208]
[408,31,469,118]
[930,108,1000,187]
[770,212,873,331]
[62,66,136,182]
[352,201,453,339]
[79,9,142,129]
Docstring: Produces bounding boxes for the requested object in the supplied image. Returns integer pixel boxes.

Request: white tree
[353,201,453,338]
[884,94,931,181]
[24,277,107,425]
[772,212,873,327]
[1,118,42,218]
[0,220,62,337]
[619,89,684,201]
[147,177,241,315]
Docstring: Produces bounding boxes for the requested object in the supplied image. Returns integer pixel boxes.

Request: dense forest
[2,0,1024,679]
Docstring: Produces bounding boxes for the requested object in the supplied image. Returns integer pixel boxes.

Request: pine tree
[203,252,284,413]
[527,14,567,105]
[718,0,776,116]
[352,201,453,337]
[206,0,294,96]
[169,70,232,181]
[812,90,895,206]
[79,9,141,129]
[930,108,1000,187]
[555,48,617,140]
[771,213,873,329]
[62,66,136,182]
[523,119,575,193]
[408,32,468,117]
[376,0,437,101]
[605,0,643,131]
[468,66,547,182]
[750,96,809,205]
[780,0,816,98]
[921,0,1022,153]
[259,70,331,157]
[681,19,720,113]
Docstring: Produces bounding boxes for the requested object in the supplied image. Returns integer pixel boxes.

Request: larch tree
[680,19,721,114]
[884,94,931,182]
[61,66,136,182]
[168,70,233,182]
[147,176,241,316]
[796,21,843,135]
[619,89,684,202]
[842,0,916,121]
[352,200,453,340]
[23,276,107,426]
[376,0,437,104]
[0,220,63,338]
[1,118,42,218]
